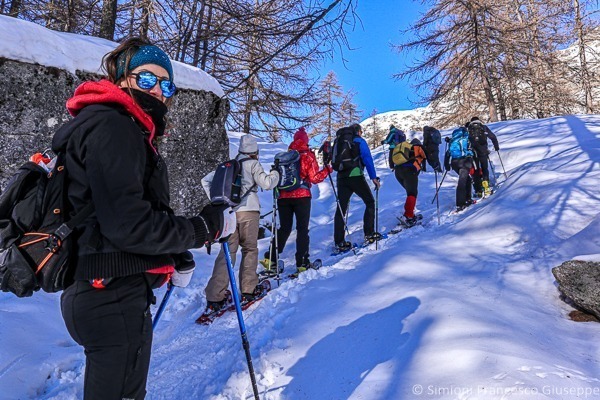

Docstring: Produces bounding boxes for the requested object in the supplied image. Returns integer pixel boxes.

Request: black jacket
[52,104,207,280]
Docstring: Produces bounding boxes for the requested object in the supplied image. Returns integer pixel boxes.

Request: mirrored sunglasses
[130,71,176,98]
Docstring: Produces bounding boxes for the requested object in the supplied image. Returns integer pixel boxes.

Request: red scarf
[66,80,157,144]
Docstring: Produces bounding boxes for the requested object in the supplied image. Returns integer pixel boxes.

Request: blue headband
[116,45,174,82]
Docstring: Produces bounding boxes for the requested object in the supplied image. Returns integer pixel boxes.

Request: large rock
[552,260,600,320]
[0,58,229,216]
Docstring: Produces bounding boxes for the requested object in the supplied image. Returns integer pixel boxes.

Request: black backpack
[274,150,303,192]
[331,127,360,171]
[209,158,256,206]
[0,152,93,297]
[467,121,487,146]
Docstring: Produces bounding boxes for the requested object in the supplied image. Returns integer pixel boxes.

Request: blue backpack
[448,128,473,159]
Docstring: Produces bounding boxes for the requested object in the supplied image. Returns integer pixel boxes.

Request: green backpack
[392,141,414,166]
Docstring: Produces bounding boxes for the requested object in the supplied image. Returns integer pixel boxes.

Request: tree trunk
[574,0,593,113]
[99,0,118,40]
[139,0,150,40]
[8,0,21,17]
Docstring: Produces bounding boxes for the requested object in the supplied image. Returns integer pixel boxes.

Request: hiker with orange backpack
[392,138,427,227]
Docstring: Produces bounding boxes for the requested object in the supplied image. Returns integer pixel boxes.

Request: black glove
[171,251,196,287]
[197,204,231,242]
[494,146,500,152]
[173,251,195,272]
[323,151,332,165]
[380,140,385,145]
[444,136,451,143]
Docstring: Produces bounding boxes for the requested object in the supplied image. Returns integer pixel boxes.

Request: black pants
[473,153,491,193]
[425,146,441,171]
[451,158,474,207]
[334,176,375,243]
[269,197,311,267]
[388,148,395,169]
[61,275,154,400]
[394,166,419,197]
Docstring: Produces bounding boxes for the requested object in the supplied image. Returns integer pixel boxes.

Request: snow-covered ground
[1,115,599,399]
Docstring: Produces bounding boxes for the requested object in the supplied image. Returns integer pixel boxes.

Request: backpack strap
[53,202,94,241]
[238,157,257,202]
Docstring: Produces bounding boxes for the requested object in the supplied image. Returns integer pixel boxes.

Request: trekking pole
[267,190,280,286]
[152,282,174,330]
[273,190,281,283]
[375,185,380,248]
[489,159,497,186]
[497,150,508,180]
[223,241,261,400]
[435,171,440,225]
[431,170,448,204]
[327,173,357,256]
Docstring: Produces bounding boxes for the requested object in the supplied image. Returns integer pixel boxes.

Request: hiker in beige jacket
[202,134,279,311]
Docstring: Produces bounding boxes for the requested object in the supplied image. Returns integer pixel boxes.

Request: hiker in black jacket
[467,117,500,196]
[55,38,234,400]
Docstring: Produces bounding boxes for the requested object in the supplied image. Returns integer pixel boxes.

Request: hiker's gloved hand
[171,251,195,288]
[372,177,381,190]
[197,204,237,243]
[494,145,500,151]
[380,140,385,145]
[445,136,451,143]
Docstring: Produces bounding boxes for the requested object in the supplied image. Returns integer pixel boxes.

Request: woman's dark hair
[350,123,362,134]
[102,37,152,84]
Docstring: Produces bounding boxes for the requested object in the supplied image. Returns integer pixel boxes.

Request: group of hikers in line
[23,36,501,399]
[202,116,501,316]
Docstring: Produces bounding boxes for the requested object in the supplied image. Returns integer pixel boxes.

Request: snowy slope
[1,115,600,400]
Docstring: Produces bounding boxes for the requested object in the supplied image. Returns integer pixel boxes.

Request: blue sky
[319,1,426,117]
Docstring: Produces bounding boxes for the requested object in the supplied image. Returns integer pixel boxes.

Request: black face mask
[126,88,169,137]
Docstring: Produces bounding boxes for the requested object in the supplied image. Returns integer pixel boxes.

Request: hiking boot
[206,298,227,313]
[334,241,353,252]
[457,199,476,211]
[296,256,313,273]
[364,232,384,244]
[259,258,276,271]
[482,180,492,195]
[241,283,266,303]
[400,214,423,228]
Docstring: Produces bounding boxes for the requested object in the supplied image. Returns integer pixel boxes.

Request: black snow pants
[334,175,375,244]
[61,274,154,400]
[269,197,312,267]
[451,158,474,207]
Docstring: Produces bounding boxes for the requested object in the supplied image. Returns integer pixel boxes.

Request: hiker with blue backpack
[201,134,279,312]
[332,123,382,251]
[444,126,477,210]
[262,127,332,274]
[381,125,407,170]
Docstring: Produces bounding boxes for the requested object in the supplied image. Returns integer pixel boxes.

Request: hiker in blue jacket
[381,125,406,170]
[334,123,382,251]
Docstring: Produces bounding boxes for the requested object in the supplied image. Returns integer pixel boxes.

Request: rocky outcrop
[552,260,600,321]
[0,58,229,216]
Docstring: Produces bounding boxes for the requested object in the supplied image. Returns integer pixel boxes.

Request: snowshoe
[363,232,386,245]
[331,241,357,256]
[259,259,285,278]
[288,259,323,279]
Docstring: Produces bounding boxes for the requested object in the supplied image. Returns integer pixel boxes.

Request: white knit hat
[239,135,258,154]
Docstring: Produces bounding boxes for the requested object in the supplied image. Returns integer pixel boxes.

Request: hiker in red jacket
[263,127,332,273]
